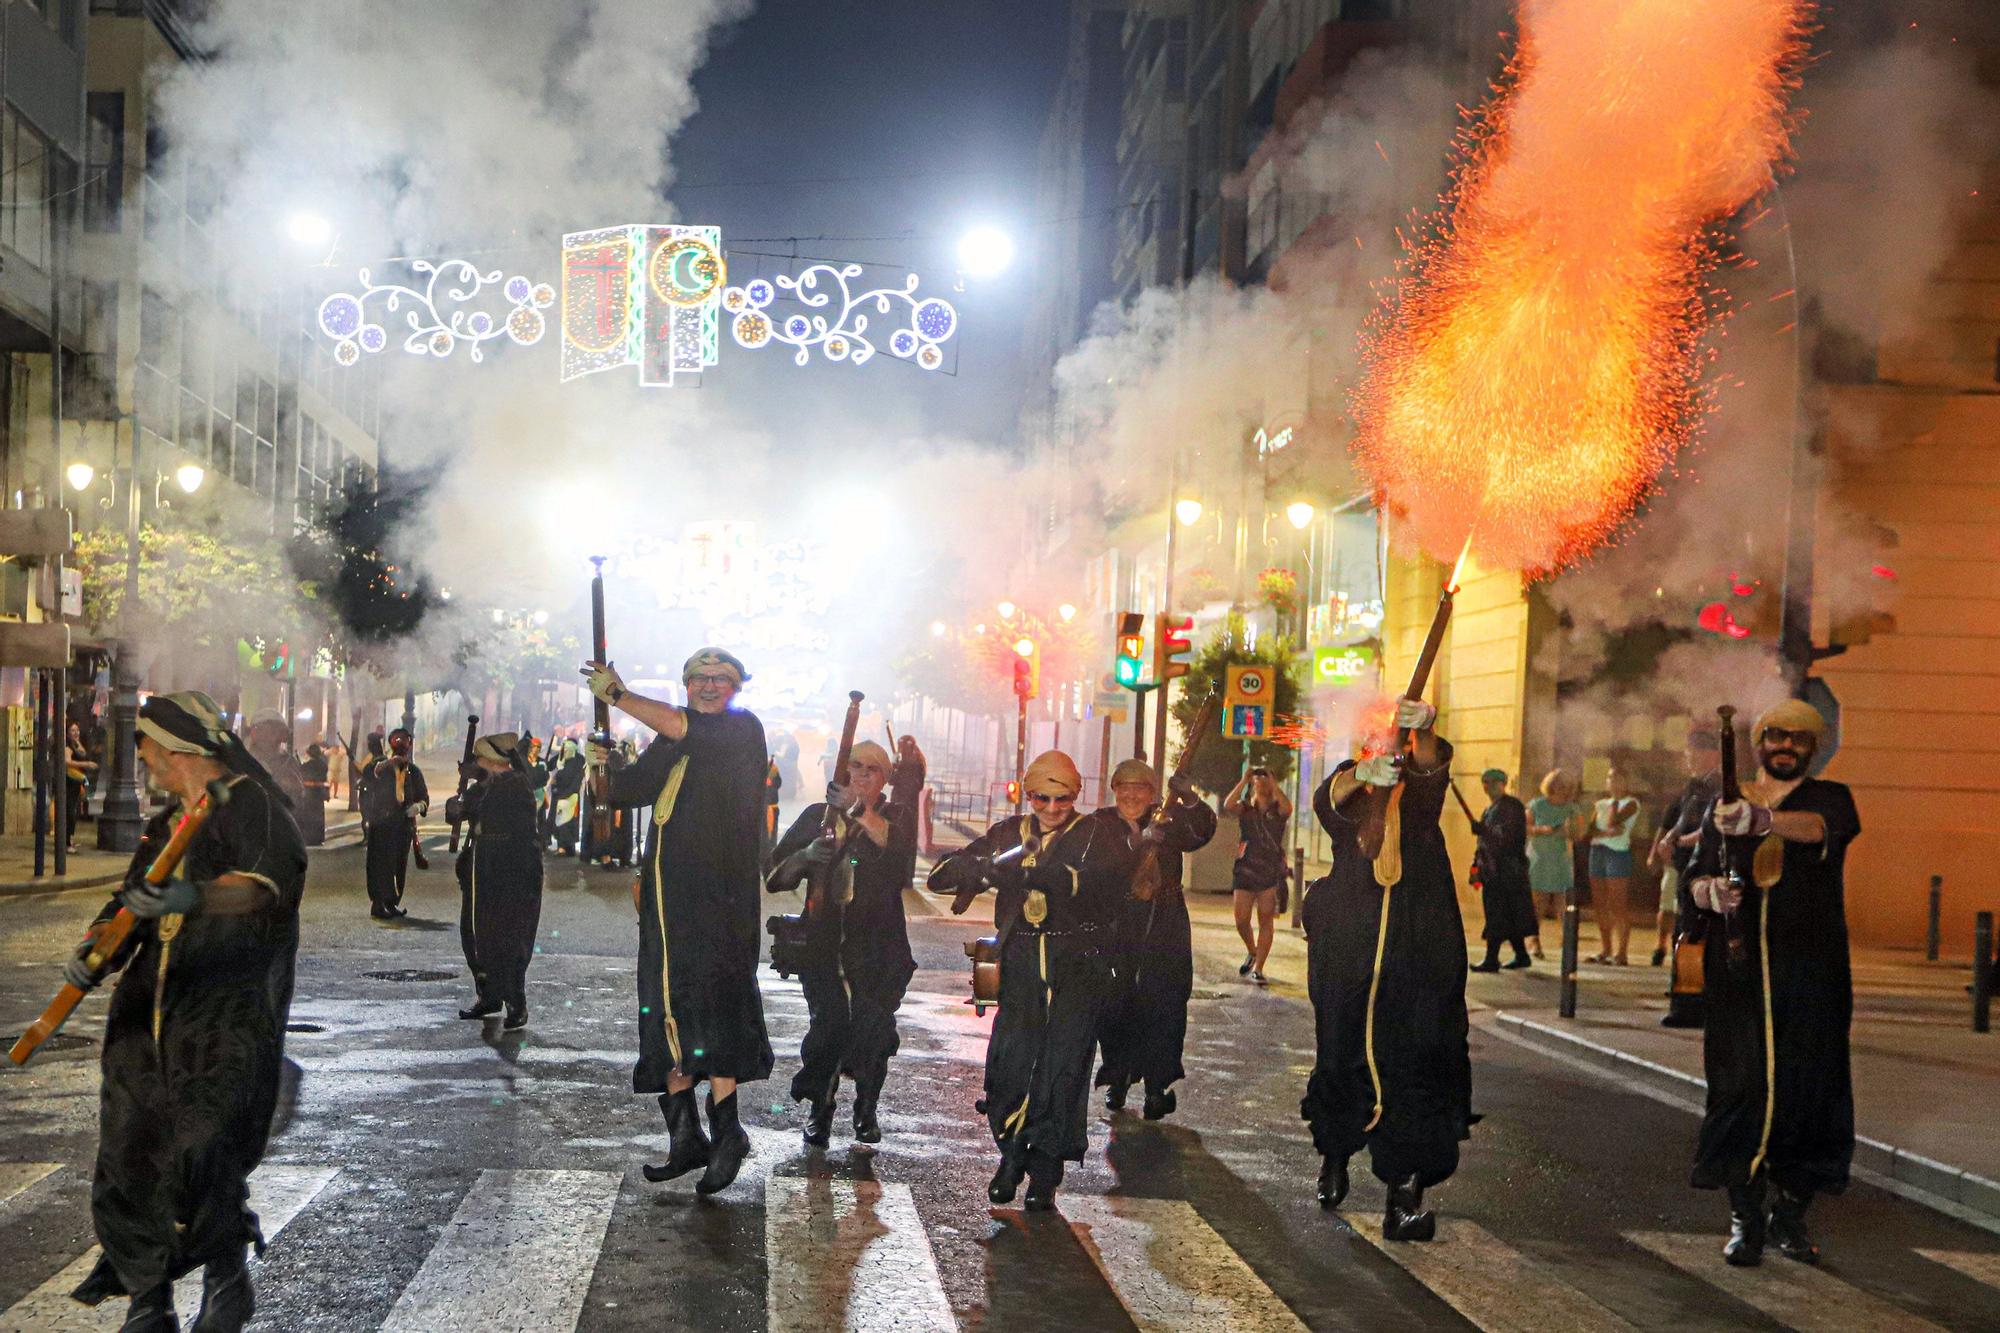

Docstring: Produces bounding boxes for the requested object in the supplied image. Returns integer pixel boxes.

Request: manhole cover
[285,1022,325,1034]
[5,1033,94,1053]
[360,969,457,983]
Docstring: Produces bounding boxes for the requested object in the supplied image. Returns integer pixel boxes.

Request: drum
[965,935,1001,1015]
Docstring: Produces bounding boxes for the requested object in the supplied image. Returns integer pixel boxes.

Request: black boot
[1724,1180,1767,1266]
[696,1091,750,1195]
[1141,1087,1177,1121]
[1768,1184,1819,1264]
[1024,1151,1064,1212]
[1383,1173,1436,1241]
[642,1088,711,1183]
[1316,1154,1350,1210]
[1104,1075,1131,1112]
[118,1284,177,1332]
[852,1080,882,1144]
[987,1142,1028,1205]
[804,1095,837,1148]
[457,999,502,1020]
[191,1244,253,1332]
[1504,943,1533,969]
[1470,945,1501,973]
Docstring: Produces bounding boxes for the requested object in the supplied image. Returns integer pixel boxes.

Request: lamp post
[97,415,146,852]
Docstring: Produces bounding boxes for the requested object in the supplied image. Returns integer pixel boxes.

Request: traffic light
[1114,610,1145,688]
[1012,636,1039,700]
[1155,613,1193,683]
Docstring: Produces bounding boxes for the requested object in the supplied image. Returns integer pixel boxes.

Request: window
[2,107,52,268]
[84,92,124,232]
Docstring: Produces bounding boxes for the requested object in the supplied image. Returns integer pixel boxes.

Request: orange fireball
[1353,0,1814,573]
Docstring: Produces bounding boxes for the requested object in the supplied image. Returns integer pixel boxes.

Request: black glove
[62,953,99,992]
[803,838,838,866]
[118,876,198,920]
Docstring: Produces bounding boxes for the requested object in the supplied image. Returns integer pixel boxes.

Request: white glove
[1394,698,1437,730]
[1688,875,1717,911]
[1710,801,1772,838]
[1688,875,1742,914]
[582,661,627,706]
[584,740,613,769]
[404,803,425,821]
[1354,754,1401,788]
[825,782,854,809]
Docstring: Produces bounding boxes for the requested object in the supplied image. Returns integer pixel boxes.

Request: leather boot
[804,1095,837,1148]
[1141,1087,1177,1121]
[987,1142,1028,1205]
[641,1088,711,1183]
[1470,944,1501,973]
[696,1091,750,1195]
[1104,1076,1131,1112]
[191,1244,253,1332]
[852,1080,882,1144]
[1024,1151,1064,1212]
[1316,1154,1350,1210]
[1383,1173,1436,1242]
[1768,1184,1819,1264]
[1723,1180,1766,1266]
[118,1284,177,1332]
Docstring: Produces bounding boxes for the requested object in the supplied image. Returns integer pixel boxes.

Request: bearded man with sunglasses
[929,750,1135,1210]
[1685,698,1860,1268]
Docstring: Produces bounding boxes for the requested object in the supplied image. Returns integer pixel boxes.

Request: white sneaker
[1251,969,1269,986]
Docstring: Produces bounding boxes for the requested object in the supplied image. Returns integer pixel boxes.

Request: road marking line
[1916,1247,2000,1290]
[377,1168,619,1332]
[0,1163,337,1331]
[1349,1214,1635,1332]
[765,1175,955,1332]
[0,1162,60,1209]
[1065,1194,1308,1332]
[1628,1231,1944,1332]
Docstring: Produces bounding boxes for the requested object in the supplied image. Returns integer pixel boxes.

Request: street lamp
[1175,498,1204,526]
[288,211,334,249]
[97,415,149,852]
[1286,500,1316,530]
[929,619,948,637]
[1057,603,1077,623]
[996,599,1017,620]
[66,462,94,491]
[957,226,1015,279]
[175,463,206,494]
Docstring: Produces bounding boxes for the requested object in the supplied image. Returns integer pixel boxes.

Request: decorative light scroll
[723,265,957,370]
[560,223,725,385]
[316,261,553,365]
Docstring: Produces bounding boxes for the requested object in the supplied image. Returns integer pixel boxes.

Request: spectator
[1469,769,1536,971]
[1588,767,1641,965]
[1525,769,1586,959]
[64,720,97,852]
[1222,763,1291,985]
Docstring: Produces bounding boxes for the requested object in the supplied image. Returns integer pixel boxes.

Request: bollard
[1559,887,1581,1019]
[1927,876,1943,962]
[1290,848,1306,931]
[1975,911,1993,1035]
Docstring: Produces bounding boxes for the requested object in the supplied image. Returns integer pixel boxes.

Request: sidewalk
[0,814,365,896]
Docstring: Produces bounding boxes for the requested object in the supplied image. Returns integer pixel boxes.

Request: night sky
[668,0,1077,451]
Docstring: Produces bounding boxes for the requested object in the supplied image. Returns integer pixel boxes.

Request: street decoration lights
[318,260,555,367]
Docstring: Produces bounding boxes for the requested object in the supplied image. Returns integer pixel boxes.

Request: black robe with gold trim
[455,768,545,1013]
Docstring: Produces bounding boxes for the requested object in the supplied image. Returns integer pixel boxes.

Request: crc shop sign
[1311,645,1376,687]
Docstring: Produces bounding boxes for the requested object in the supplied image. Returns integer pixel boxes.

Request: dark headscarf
[138,691,292,807]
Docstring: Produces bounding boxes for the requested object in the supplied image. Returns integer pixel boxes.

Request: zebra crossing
[4,1158,1998,1331]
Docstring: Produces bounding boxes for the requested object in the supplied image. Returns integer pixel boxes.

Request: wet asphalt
[2,833,1998,1332]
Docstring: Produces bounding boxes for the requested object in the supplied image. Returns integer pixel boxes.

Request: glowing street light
[65,462,95,491]
[1013,636,1036,658]
[1175,498,1205,526]
[958,226,1015,279]
[175,463,206,494]
[1057,603,1077,623]
[996,600,1017,620]
[929,619,948,637]
[287,211,334,248]
[1286,500,1316,530]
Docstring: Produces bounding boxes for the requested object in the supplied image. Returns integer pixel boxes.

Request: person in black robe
[1684,698,1859,1268]
[1468,768,1536,971]
[1089,757,1218,1120]
[455,732,545,1031]
[297,743,330,846]
[360,728,427,920]
[767,740,918,1146]
[62,692,308,1333]
[1301,697,1472,1241]
[585,648,774,1196]
[549,741,584,855]
[929,750,1136,1211]
[1651,725,1722,1028]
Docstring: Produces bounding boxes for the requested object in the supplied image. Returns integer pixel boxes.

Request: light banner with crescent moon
[559,223,725,385]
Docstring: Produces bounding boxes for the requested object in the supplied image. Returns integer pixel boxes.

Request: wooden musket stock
[447,714,480,853]
[587,556,617,853]
[1132,693,1221,902]
[806,691,866,915]
[9,788,221,1066]
[1352,583,1457,860]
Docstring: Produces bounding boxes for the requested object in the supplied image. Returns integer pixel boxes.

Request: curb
[0,820,372,898]
[1491,1009,2000,1224]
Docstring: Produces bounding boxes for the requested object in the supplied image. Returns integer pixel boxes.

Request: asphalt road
[3,833,1998,1332]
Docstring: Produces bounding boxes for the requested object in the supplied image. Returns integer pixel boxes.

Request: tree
[73,523,322,654]
[286,471,439,673]
[1169,611,1302,789]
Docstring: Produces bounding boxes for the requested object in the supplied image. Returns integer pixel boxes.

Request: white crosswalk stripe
[0,1163,337,1332]
[765,1175,956,1332]
[1349,1214,1637,1332]
[376,1168,620,1332]
[1628,1231,1947,1332]
[1915,1247,2000,1290]
[1065,1194,1309,1332]
[0,1164,59,1212]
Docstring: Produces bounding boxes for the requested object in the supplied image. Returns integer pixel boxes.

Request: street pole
[1098,713,1112,804]
[1152,452,1182,771]
[98,417,145,852]
[1132,688,1146,759]
[1014,689,1027,813]
[1559,886,1581,1018]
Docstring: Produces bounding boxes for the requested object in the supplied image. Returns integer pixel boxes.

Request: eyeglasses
[687,674,736,689]
[1027,792,1075,806]
[1760,728,1814,747]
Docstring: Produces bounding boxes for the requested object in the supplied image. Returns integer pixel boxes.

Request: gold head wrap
[1110,758,1159,789]
[473,732,520,764]
[682,647,749,685]
[1022,750,1081,797]
[1754,698,1825,743]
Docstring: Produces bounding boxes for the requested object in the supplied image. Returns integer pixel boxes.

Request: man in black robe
[549,740,584,855]
[767,740,918,1146]
[455,732,545,1032]
[297,742,330,846]
[1089,757,1218,1120]
[1685,698,1858,1267]
[1651,725,1722,1028]
[1302,697,1471,1241]
[929,751,1135,1211]
[585,648,774,1195]
[63,692,308,1333]
[1469,768,1536,971]
[361,728,427,920]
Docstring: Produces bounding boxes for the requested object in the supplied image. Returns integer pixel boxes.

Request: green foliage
[450,611,582,694]
[73,523,322,652]
[1169,611,1301,790]
[286,473,437,661]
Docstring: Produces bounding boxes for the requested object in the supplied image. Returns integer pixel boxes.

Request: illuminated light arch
[316,261,552,364]
[723,263,957,370]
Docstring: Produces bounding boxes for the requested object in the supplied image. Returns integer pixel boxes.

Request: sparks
[1351,0,1814,574]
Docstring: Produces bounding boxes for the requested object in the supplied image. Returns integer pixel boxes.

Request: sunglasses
[1760,728,1815,747]
[1027,792,1075,806]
